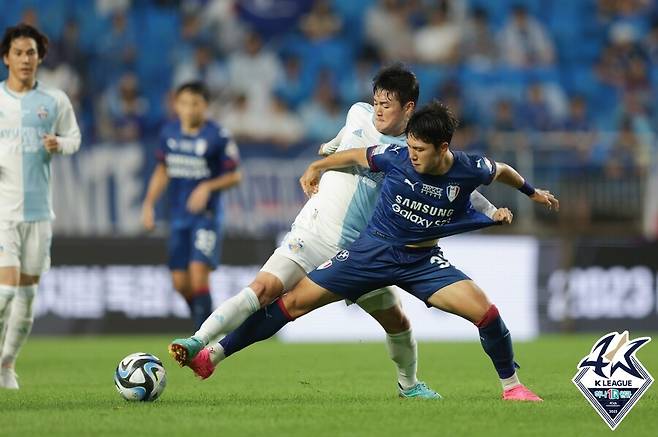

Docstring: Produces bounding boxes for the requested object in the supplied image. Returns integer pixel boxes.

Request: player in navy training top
[214,101,558,402]
[141,82,241,329]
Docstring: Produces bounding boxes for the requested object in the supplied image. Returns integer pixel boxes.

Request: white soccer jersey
[291,102,406,249]
[0,81,81,222]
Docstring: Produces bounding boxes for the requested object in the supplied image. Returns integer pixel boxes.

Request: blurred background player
[0,23,81,389]
[169,64,507,399]
[141,81,241,330]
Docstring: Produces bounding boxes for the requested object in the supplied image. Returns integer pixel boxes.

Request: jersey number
[430,252,451,269]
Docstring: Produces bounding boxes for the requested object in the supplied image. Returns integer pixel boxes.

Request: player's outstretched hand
[187,183,211,213]
[300,165,322,197]
[530,189,559,211]
[141,204,156,231]
[492,207,513,224]
[42,134,59,153]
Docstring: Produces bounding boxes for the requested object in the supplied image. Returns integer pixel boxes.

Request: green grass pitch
[1,334,656,436]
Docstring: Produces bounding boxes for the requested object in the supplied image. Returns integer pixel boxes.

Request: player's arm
[317,126,346,156]
[469,190,512,224]
[493,162,559,210]
[300,148,368,197]
[44,92,81,155]
[186,169,242,213]
[141,163,169,231]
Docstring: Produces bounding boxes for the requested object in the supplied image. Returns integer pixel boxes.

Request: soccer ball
[114,352,167,402]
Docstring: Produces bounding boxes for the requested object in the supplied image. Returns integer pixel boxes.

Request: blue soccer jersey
[308,145,500,303]
[156,120,239,228]
[364,144,497,244]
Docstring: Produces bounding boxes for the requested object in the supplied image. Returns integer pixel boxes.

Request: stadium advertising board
[34,236,538,340]
[538,240,658,332]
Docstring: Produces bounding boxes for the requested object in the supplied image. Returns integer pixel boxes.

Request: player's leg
[167,226,197,316]
[427,280,542,401]
[169,253,306,366]
[0,266,20,390]
[0,221,50,390]
[188,261,213,330]
[357,289,441,399]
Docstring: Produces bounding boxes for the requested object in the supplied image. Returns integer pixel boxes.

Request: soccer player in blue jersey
[0,24,81,389]
[201,101,558,401]
[141,81,241,329]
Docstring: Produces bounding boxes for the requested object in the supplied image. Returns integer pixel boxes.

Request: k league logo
[572,331,653,430]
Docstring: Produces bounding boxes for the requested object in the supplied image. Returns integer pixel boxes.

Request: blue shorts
[308,235,470,305]
[168,216,223,271]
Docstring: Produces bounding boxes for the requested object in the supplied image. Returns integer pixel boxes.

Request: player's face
[174,91,207,127]
[3,37,40,85]
[407,134,446,174]
[372,89,413,136]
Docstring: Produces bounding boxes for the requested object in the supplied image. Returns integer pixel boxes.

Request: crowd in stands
[2,0,657,178]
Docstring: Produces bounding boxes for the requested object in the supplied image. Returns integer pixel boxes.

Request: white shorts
[0,221,52,276]
[262,227,399,313]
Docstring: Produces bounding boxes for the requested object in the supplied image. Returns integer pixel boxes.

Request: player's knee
[372,305,410,334]
[250,279,283,306]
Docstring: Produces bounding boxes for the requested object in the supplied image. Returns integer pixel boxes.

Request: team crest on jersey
[317,260,333,270]
[195,139,208,156]
[446,185,460,202]
[572,331,653,430]
[286,237,304,253]
[352,128,363,138]
[336,250,349,261]
[36,105,49,119]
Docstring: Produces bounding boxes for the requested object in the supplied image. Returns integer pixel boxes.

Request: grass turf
[0,334,656,437]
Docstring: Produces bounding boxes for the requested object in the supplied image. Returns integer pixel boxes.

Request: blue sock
[219,298,293,357]
[190,290,212,330]
[476,305,517,379]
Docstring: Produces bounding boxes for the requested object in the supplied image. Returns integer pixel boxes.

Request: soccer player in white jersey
[0,24,81,389]
[169,64,509,399]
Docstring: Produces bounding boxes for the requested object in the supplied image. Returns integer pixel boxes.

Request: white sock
[501,372,521,391]
[0,285,18,360]
[386,329,418,390]
[1,284,36,367]
[193,287,260,345]
[207,343,226,366]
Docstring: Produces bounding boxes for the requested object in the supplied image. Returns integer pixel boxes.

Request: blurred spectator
[365,0,415,62]
[460,7,498,70]
[601,118,649,179]
[642,19,658,65]
[97,73,149,142]
[96,0,131,17]
[96,11,137,85]
[299,72,345,143]
[338,47,380,104]
[199,0,246,54]
[413,2,461,64]
[220,94,304,147]
[274,54,311,109]
[517,83,558,131]
[498,5,555,68]
[299,0,342,42]
[172,44,228,98]
[227,30,283,111]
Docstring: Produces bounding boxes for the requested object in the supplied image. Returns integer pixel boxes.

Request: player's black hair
[372,63,419,106]
[175,81,210,102]
[0,23,48,60]
[405,100,459,148]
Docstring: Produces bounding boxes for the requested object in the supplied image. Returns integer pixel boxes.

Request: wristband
[518,181,535,196]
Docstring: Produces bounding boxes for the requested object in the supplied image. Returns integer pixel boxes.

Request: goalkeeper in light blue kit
[0,24,81,390]
[188,101,558,401]
[142,81,241,330]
